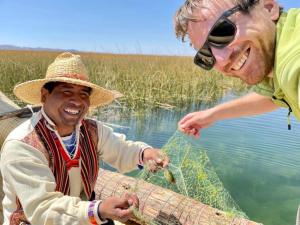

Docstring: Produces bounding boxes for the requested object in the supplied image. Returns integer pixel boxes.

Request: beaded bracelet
[88,200,98,225]
[88,200,108,225]
[137,148,146,169]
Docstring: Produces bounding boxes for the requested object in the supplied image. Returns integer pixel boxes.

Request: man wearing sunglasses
[174,0,300,223]
[175,0,300,135]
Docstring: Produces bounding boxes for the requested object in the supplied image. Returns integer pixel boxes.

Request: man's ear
[263,0,280,21]
[41,88,48,103]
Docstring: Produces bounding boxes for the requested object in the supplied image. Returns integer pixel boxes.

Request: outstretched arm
[178,92,279,138]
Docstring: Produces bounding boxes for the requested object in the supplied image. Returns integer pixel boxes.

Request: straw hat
[14,52,114,107]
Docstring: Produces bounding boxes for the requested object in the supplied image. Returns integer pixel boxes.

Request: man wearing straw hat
[0,52,168,225]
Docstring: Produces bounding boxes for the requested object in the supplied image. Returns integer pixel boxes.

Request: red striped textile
[35,117,99,197]
[10,117,99,225]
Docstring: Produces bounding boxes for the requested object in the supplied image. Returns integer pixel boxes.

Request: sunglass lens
[194,49,215,70]
[199,48,211,57]
[208,19,236,47]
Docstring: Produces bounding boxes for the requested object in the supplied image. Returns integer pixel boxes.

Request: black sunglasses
[194,5,244,70]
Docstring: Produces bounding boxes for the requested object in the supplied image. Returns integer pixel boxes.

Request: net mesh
[136,131,247,219]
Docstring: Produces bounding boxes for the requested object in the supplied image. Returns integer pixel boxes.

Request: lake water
[101,97,300,225]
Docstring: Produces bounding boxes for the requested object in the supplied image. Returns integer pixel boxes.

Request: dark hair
[43,82,62,93]
[43,82,92,95]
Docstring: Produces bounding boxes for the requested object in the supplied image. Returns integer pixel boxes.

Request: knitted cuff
[137,147,147,169]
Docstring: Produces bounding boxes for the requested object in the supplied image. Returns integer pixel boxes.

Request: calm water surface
[100,98,300,225]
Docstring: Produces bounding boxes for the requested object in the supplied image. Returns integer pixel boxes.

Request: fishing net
[136,130,247,219]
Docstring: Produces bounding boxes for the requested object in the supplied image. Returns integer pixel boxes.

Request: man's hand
[142,148,169,172]
[178,109,216,138]
[178,93,280,138]
[98,193,139,223]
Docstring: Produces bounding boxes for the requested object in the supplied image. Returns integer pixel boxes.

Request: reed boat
[0,91,261,225]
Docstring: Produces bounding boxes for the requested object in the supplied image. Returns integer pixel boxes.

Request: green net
[136,130,247,219]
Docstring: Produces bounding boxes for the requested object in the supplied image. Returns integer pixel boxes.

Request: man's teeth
[64,109,79,115]
[232,51,249,71]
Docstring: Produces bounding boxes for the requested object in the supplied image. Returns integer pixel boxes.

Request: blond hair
[174,0,204,42]
[174,0,260,42]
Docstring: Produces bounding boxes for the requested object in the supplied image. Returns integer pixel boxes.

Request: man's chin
[225,74,259,85]
[244,79,262,85]
[241,73,266,85]
[62,119,81,128]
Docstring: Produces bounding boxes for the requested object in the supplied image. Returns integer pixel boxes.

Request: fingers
[124,193,139,208]
[150,156,170,172]
[109,195,134,209]
[162,156,169,168]
[147,160,159,173]
[194,129,200,138]
[156,157,162,164]
[100,195,140,223]
[188,127,201,137]
[114,208,131,223]
[178,109,216,138]
[113,193,139,222]
[178,113,204,138]
[157,152,170,168]
[178,113,194,125]
[113,194,139,222]
[178,112,199,128]
[143,149,170,172]
[179,126,201,138]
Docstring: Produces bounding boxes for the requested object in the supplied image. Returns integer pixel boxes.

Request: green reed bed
[0,50,248,114]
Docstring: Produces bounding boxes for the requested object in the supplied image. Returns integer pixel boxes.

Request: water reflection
[97,99,300,225]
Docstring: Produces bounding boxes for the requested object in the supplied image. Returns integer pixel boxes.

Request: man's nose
[211,47,233,69]
[69,94,83,106]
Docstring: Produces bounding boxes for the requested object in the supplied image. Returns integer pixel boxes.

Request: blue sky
[0,0,299,55]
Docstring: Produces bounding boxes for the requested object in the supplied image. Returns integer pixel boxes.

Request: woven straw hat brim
[13,77,114,107]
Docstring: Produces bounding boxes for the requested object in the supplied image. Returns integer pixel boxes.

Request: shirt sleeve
[0,140,91,225]
[96,122,152,173]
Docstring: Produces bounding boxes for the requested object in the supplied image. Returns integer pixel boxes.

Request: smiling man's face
[188,0,280,84]
[41,83,91,136]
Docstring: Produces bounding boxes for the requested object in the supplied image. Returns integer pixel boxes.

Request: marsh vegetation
[0,50,248,114]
